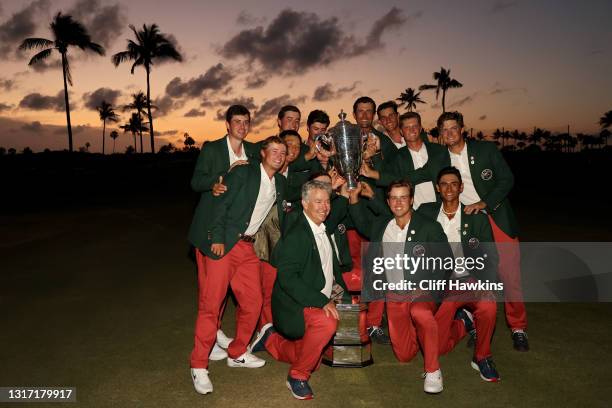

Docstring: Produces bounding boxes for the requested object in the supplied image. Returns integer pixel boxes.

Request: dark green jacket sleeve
[482,144,514,211]
[191,143,225,193]
[348,200,373,239]
[210,166,247,243]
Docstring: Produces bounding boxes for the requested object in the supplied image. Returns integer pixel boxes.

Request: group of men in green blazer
[187,97,528,399]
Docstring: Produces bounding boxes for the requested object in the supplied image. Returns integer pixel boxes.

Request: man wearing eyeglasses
[437,111,528,352]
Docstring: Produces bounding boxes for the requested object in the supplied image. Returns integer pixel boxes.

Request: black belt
[239,233,256,243]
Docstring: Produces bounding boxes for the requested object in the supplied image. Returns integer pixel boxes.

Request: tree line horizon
[9,11,612,155]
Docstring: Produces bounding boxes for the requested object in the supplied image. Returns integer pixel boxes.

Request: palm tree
[109,130,119,153]
[396,88,425,112]
[600,111,612,146]
[419,67,463,113]
[112,24,182,153]
[98,101,119,155]
[123,92,149,153]
[120,113,148,153]
[19,13,104,152]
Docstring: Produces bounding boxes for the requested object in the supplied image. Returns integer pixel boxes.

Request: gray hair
[301,180,332,202]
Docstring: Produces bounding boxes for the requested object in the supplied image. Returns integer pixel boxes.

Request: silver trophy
[328,110,363,190]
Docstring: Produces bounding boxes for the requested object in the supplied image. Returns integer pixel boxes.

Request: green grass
[1,197,611,407]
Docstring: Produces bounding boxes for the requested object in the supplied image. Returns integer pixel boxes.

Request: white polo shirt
[408,144,436,209]
[436,207,467,278]
[305,212,334,298]
[449,144,481,205]
[382,218,410,284]
[244,164,276,236]
[227,136,247,166]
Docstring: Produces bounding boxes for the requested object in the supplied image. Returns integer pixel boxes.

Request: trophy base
[322,340,373,368]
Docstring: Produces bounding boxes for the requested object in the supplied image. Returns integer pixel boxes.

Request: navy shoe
[249,323,275,353]
[512,330,529,352]
[286,376,314,400]
[367,326,391,345]
[455,308,477,347]
[471,357,500,382]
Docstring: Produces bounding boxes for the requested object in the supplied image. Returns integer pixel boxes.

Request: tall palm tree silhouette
[123,92,150,153]
[19,13,105,152]
[109,130,119,153]
[98,101,119,155]
[396,88,425,112]
[600,110,612,146]
[112,24,182,153]
[419,67,463,113]
[120,113,148,153]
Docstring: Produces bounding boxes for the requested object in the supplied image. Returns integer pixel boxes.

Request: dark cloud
[252,94,306,126]
[18,90,65,111]
[82,87,122,110]
[52,124,90,135]
[153,95,186,117]
[68,0,128,48]
[0,77,16,91]
[448,95,475,108]
[220,8,417,78]
[245,72,269,89]
[313,81,360,102]
[479,115,487,120]
[29,58,62,73]
[184,108,206,117]
[490,87,527,95]
[0,0,51,58]
[21,121,43,132]
[214,109,225,122]
[0,102,14,112]
[206,96,258,112]
[236,11,267,25]
[156,129,179,136]
[165,63,234,99]
[490,1,518,14]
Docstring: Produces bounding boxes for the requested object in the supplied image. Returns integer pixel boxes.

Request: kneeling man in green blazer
[249,180,350,400]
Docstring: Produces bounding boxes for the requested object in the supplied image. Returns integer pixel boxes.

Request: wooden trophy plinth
[322,303,373,368]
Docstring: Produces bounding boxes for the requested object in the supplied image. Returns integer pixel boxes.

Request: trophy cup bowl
[328,110,363,190]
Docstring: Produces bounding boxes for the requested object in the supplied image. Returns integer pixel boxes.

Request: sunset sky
[0,0,611,152]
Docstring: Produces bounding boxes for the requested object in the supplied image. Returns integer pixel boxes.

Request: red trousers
[265,308,337,380]
[347,229,384,327]
[387,301,439,372]
[259,261,277,330]
[190,242,262,368]
[436,298,497,361]
[488,216,527,330]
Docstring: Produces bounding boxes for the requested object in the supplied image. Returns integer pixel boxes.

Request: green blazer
[272,212,350,339]
[454,140,518,238]
[377,142,449,187]
[200,162,287,259]
[349,202,452,299]
[417,202,499,282]
[188,136,260,252]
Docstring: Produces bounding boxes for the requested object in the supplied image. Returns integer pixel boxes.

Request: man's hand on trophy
[323,301,340,320]
[360,161,379,180]
[363,134,380,160]
[359,181,375,199]
[348,182,362,204]
[212,176,227,196]
[330,169,346,191]
[304,139,318,161]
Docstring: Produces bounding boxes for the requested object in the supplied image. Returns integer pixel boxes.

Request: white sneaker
[227,351,266,368]
[423,369,443,394]
[191,368,213,395]
[209,342,228,361]
[217,329,233,349]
